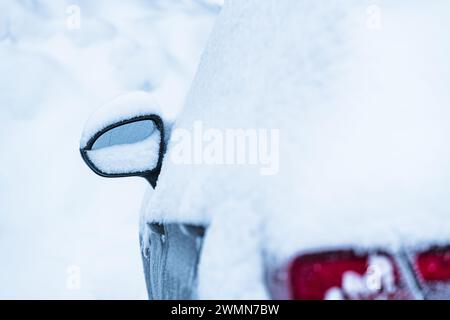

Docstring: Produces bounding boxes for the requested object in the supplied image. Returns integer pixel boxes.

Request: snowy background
[0,0,220,299]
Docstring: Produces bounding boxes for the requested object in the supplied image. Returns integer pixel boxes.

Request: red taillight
[288,250,409,300]
[415,247,450,281]
[413,246,450,299]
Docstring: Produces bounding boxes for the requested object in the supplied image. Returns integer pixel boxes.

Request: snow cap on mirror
[80,91,163,149]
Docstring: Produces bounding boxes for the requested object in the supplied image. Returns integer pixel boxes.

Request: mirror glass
[91,120,156,150]
[86,120,161,175]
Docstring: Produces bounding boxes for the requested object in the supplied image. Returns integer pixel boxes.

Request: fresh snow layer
[141,0,450,298]
[87,130,161,174]
[80,91,163,149]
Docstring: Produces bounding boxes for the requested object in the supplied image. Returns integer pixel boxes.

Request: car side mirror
[80,93,166,188]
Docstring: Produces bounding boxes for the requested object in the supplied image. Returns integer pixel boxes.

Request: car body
[80,0,450,300]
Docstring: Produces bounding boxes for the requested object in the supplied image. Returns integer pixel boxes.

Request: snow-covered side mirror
[80,92,167,188]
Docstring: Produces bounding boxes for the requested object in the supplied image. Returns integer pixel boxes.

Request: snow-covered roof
[141,0,450,297]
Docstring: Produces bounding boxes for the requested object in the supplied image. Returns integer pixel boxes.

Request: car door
[141,223,205,299]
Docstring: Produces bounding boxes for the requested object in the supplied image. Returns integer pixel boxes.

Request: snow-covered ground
[0,0,219,299]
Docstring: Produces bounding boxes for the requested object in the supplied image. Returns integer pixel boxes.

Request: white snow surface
[80,91,163,149]
[141,0,450,298]
[87,130,161,174]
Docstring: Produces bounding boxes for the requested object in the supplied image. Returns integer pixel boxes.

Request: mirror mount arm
[143,172,158,189]
[146,114,166,189]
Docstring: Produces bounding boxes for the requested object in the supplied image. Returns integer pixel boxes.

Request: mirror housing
[80,92,167,188]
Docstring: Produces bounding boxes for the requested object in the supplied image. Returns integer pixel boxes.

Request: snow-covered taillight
[413,246,450,299]
[287,250,412,300]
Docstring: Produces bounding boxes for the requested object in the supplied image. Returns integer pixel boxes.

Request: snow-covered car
[80,1,450,300]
